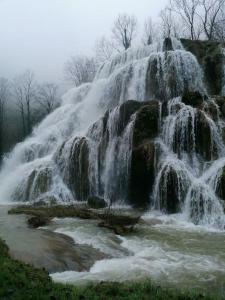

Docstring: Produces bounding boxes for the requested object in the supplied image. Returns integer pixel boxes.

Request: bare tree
[170,0,201,40]
[0,78,9,158]
[112,14,138,50]
[13,70,36,137]
[95,37,115,65]
[37,83,59,115]
[64,56,96,86]
[13,78,26,137]
[198,0,225,40]
[23,70,36,134]
[213,10,225,41]
[160,7,175,38]
[142,17,155,45]
[160,7,182,38]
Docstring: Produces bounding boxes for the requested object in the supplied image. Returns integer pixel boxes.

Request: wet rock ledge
[8,204,142,235]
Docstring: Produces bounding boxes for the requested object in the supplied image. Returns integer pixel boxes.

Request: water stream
[48,212,225,298]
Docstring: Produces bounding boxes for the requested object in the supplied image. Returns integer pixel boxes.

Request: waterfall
[153,95,225,229]
[86,106,136,204]
[153,155,191,213]
[103,114,135,204]
[0,38,225,228]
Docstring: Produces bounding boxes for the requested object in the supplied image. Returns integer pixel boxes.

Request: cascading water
[154,96,225,228]
[0,38,225,229]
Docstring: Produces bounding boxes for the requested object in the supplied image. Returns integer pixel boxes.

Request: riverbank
[0,238,217,300]
[0,205,106,272]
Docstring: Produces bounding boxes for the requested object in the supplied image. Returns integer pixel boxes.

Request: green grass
[0,238,222,300]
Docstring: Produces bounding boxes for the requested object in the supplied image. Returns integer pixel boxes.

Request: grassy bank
[0,238,220,300]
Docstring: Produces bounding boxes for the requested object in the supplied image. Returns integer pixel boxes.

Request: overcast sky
[0,0,167,83]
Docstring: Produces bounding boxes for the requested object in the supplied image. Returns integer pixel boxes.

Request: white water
[48,215,225,296]
[153,97,225,228]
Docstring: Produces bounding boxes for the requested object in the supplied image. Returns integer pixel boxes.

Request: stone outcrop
[181,39,225,95]
[182,90,204,109]
[157,165,188,214]
[13,166,53,202]
[129,141,155,207]
[27,215,51,228]
[129,101,160,207]
[195,110,217,161]
[55,137,90,201]
[215,167,225,205]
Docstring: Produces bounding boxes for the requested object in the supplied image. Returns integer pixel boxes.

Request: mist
[0,0,167,82]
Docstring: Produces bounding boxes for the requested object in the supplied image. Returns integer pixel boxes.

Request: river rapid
[47,209,225,298]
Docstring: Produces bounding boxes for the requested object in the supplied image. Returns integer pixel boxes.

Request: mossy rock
[182,90,204,109]
[157,166,187,214]
[133,101,160,147]
[27,215,51,228]
[163,37,173,51]
[181,39,225,95]
[98,221,134,235]
[214,96,225,118]
[33,196,58,207]
[0,238,9,258]
[56,137,90,201]
[129,141,155,207]
[117,100,145,135]
[31,167,53,199]
[87,196,107,209]
[12,166,53,202]
[145,57,165,100]
[203,99,220,121]
[195,110,218,161]
[215,166,225,204]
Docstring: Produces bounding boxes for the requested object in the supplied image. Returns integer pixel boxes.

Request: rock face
[129,101,160,207]
[182,90,204,109]
[129,142,155,207]
[133,101,160,146]
[195,110,216,161]
[54,100,159,206]
[55,137,90,201]
[54,100,161,207]
[214,96,225,118]
[163,37,173,52]
[157,165,188,214]
[27,216,51,228]
[181,39,225,95]
[117,100,144,135]
[215,167,225,204]
[13,166,53,202]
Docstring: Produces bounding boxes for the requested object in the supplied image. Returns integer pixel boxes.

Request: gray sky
[0,0,167,83]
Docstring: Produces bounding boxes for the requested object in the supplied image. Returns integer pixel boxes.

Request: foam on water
[49,216,225,295]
